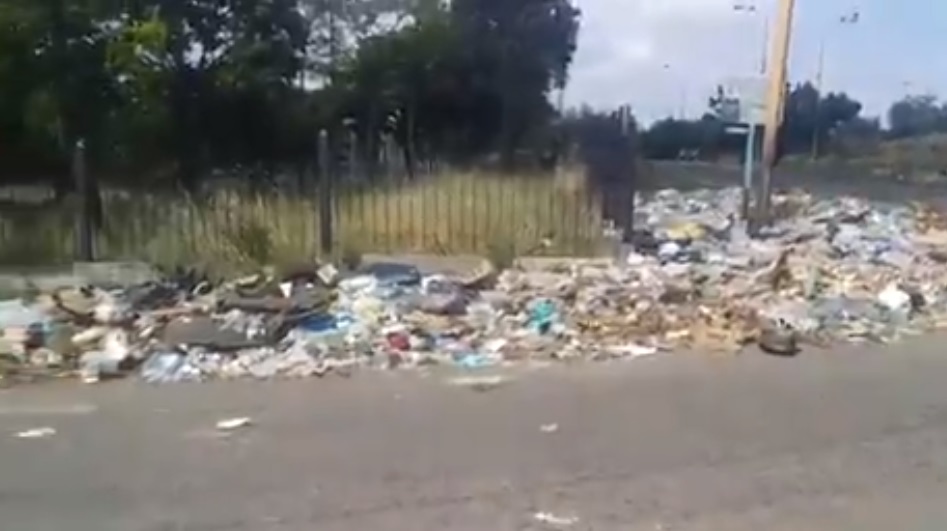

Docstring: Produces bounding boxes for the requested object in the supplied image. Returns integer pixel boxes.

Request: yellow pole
[755,0,796,228]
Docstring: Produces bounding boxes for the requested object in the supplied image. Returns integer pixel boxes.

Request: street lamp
[812,9,860,159]
[732,2,769,74]
[662,63,687,119]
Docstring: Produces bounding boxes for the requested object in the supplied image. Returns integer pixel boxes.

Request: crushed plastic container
[140,351,187,384]
[528,299,559,335]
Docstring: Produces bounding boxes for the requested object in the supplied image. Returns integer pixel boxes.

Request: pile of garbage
[4,186,947,385]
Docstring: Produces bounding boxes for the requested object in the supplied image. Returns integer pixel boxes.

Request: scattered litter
[609,343,659,359]
[15,427,56,439]
[758,323,800,357]
[877,282,912,313]
[540,423,559,433]
[456,352,499,369]
[447,375,509,392]
[215,417,253,431]
[533,511,579,527]
[3,187,947,386]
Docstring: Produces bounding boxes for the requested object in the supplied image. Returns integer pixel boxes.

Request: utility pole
[811,11,859,160]
[759,17,769,74]
[811,38,825,160]
[732,3,769,75]
[755,0,795,229]
[679,86,687,119]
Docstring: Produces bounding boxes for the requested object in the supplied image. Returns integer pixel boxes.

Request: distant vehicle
[677,149,699,161]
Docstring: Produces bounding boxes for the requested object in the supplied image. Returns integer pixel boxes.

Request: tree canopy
[640,82,866,161]
[2,0,943,188]
[886,94,947,139]
[0,0,581,189]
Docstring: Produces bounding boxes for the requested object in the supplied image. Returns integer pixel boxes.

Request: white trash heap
[3,186,947,384]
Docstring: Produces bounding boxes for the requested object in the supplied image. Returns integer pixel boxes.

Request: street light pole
[732,3,768,75]
[759,16,769,74]
[679,86,687,119]
[730,2,768,225]
[661,63,685,119]
[811,11,859,160]
[811,37,826,160]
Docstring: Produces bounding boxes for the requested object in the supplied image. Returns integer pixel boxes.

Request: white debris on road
[533,511,579,526]
[14,427,56,439]
[215,417,253,431]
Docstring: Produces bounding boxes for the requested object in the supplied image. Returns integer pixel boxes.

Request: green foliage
[226,218,275,268]
[781,82,862,157]
[887,95,947,139]
[642,82,869,161]
[0,0,582,188]
[0,206,76,265]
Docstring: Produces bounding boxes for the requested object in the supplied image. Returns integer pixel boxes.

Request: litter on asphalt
[215,417,253,431]
[14,427,56,439]
[533,511,580,526]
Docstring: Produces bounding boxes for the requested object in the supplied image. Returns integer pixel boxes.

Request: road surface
[2,338,947,530]
[643,160,947,208]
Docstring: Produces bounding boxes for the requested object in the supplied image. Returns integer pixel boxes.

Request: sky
[564,0,947,125]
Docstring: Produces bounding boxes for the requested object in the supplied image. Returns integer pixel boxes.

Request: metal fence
[0,133,628,270]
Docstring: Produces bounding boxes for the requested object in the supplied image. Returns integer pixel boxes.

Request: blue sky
[564,0,947,125]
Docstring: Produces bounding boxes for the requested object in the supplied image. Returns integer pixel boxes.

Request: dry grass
[0,170,606,273]
[808,134,947,180]
[873,134,947,177]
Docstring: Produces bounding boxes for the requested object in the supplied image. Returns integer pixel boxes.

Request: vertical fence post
[348,129,358,181]
[73,139,95,261]
[318,130,334,256]
[382,133,396,177]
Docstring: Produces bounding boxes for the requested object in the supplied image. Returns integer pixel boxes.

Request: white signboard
[721,76,767,125]
[716,98,741,123]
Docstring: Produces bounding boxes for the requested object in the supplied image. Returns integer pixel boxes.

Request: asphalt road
[643,161,947,207]
[3,339,947,530]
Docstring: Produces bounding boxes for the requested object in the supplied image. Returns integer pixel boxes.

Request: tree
[638,81,864,162]
[326,0,581,168]
[779,82,861,158]
[559,105,637,235]
[887,95,945,139]
[449,0,580,166]
[0,0,584,188]
[0,0,124,192]
[302,0,413,81]
[832,116,881,156]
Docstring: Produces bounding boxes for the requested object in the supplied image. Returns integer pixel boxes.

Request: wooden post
[755,0,795,229]
[318,130,334,256]
[348,129,358,180]
[73,139,94,261]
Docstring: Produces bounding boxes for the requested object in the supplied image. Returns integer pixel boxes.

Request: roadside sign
[726,125,749,135]
[717,99,741,123]
[721,75,767,125]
